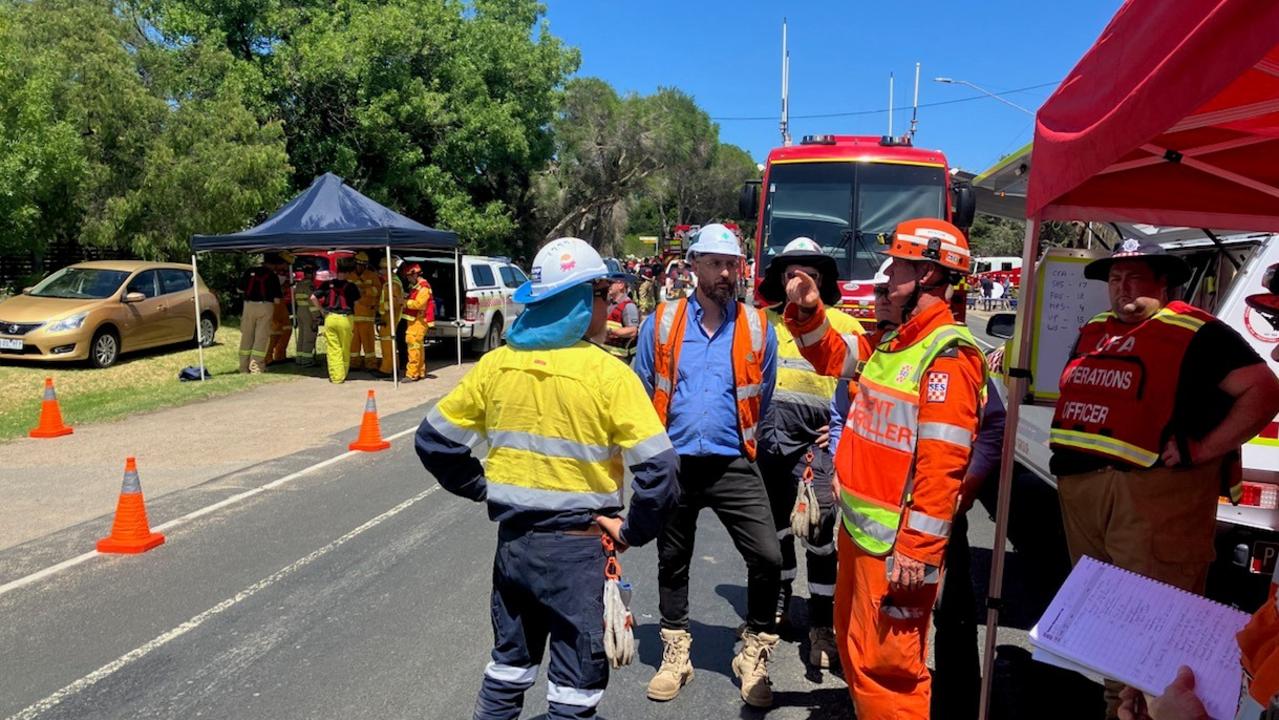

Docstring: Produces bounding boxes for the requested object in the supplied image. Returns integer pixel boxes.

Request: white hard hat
[871,258,891,286]
[514,237,625,304]
[686,223,744,259]
[783,237,822,254]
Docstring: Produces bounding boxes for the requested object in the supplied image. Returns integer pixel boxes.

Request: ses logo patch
[926,371,949,403]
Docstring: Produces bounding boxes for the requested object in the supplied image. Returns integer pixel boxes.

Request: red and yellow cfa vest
[838,323,983,556]
[404,280,434,323]
[651,299,767,460]
[605,298,637,358]
[1050,301,1213,469]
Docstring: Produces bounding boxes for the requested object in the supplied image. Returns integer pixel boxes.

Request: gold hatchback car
[0,261,221,368]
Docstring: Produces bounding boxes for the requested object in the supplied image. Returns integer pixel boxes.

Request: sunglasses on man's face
[785,269,821,283]
[874,285,889,297]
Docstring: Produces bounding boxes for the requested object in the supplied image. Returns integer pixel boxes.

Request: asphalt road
[0,313,1098,719]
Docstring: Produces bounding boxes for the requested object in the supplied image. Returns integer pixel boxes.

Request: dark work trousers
[658,455,783,634]
[757,446,838,627]
[931,511,979,720]
[475,526,608,720]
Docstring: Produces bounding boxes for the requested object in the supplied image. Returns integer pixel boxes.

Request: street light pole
[934,77,1035,116]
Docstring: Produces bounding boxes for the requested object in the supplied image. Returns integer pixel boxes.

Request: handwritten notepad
[1030,556,1250,720]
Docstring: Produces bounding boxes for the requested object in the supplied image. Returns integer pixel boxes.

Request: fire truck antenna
[888,72,895,137]
[909,62,921,140]
[780,19,791,147]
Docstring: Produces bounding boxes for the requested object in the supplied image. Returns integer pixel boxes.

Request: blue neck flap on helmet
[507,284,593,350]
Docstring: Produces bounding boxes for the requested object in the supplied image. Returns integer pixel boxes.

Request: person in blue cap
[415,237,680,720]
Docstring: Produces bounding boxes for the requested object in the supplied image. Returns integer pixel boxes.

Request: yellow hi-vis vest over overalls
[839,324,986,556]
[426,342,674,515]
[769,308,861,415]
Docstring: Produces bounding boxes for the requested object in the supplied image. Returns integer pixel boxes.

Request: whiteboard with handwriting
[1029,249,1109,403]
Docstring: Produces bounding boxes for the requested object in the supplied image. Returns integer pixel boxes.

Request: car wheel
[486,316,503,352]
[196,314,217,347]
[89,328,120,368]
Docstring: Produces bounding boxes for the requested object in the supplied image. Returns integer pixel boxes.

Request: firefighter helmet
[881,218,971,275]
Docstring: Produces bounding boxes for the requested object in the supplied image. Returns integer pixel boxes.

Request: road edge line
[0,424,421,600]
[5,484,440,720]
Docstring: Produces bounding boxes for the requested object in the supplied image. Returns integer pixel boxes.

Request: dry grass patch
[0,325,305,441]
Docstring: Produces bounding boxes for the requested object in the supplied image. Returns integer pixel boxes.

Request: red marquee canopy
[1026,0,1279,231]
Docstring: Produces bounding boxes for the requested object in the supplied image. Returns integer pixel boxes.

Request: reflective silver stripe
[778,356,815,372]
[547,682,604,708]
[909,328,978,384]
[654,375,673,393]
[426,407,484,449]
[802,539,836,556]
[773,389,830,411]
[741,426,757,442]
[809,582,835,597]
[622,432,674,466]
[882,604,928,620]
[906,511,952,539]
[488,430,612,462]
[780,568,798,581]
[736,384,762,400]
[795,317,830,348]
[485,662,538,686]
[744,306,765,353]
[487,484,622,511]
[838,334,862,380]
[777,528,793,540]
[848,385,919,454]
[917,422,973,450]
[656,302,679,345]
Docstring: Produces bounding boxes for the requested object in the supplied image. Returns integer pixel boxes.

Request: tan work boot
[808,626,839,669]
[732,630,780,707]
[646,628,694,701]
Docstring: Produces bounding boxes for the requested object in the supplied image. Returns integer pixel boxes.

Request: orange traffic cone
[29,377,73,438]
[96,457,165,554]
[349,390,391,452]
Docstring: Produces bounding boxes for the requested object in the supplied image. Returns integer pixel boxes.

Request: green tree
[265,0,576,254]
[0,0,289,264]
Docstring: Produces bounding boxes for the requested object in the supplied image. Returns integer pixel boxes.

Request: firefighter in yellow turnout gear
[755,237,861,669]
[293,265,321,367]
[348,251,382,371]
[376,257,405,377]
[403,263,433,381]
[415,237,680,720]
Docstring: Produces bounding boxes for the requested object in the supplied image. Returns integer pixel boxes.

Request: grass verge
[0,324,302,441]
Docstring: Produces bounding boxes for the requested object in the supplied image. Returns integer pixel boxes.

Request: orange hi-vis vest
[1236,563,1279,719]
[1050,301,1213,469]
[651,298,767,460]
[839,320,984,557]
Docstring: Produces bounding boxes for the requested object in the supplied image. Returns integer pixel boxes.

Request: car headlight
[46,312,88,333]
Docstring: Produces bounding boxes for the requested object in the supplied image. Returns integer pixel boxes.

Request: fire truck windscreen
[760,161,947,280]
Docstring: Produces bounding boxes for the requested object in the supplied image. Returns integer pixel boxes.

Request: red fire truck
[740,134,976,329]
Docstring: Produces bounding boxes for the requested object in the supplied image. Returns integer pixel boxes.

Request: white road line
[0,424,422,600]
[5,484,440,720]
[973,335,997,350]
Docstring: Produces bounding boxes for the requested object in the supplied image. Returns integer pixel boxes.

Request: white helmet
[686,223,744,259]
[871,258,892,286]
[783,236,822,254]
[514,237,623,304]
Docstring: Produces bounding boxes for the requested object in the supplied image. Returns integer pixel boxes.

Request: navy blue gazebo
[189,173,463,383]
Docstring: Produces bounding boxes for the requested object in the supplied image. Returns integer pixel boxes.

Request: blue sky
[542,0,1124,174]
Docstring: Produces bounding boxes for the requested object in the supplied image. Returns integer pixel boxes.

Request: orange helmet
[882,218,971,274]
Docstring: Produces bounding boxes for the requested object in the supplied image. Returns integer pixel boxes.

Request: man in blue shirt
[632,224,782,708]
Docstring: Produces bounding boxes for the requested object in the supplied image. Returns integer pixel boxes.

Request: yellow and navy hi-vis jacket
[415,341,681,546]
